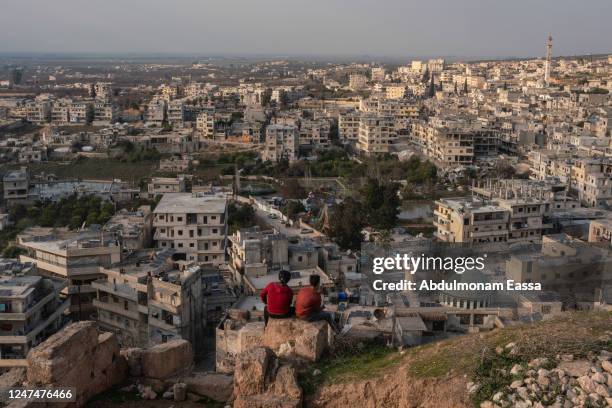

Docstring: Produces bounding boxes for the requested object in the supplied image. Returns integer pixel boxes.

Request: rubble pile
[475,347,612,408]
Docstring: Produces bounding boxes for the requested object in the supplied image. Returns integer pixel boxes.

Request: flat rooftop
[154,193,227,214]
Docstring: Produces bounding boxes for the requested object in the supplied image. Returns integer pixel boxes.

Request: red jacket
[296,286,322,318]
[261,282,293,315]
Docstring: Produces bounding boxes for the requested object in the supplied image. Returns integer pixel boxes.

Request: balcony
[93,299,140,320]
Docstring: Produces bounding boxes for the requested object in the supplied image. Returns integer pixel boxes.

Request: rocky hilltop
[0,312,609,407]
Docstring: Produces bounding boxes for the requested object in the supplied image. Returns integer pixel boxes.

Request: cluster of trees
[282,200,306,221]
[328,178,400,250]
[10,195,116,230]
[403,156,437,185]
[227,202,256,233]
[0,194,117,257]
[279,179,306,199]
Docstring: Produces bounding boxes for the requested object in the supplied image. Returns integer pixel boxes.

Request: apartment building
[506,234,612,303]
[94,82,113,101]
[167,99,186,127]
[588,218,612,245]
[93,252,203,350]
[338,111,361,142]
[263,124,299,162]
[103,206,153,250]
[427,59,445,73]
[153,193,228,265]
[228,227,357,294]
[0,273,69,365]
[93,102,118,125]
[412,120,500,167]
[571,158,612,208]
[434,198,510,244]
[196,110,215,139]
[349,74,368,90]
[371,67,386,83]
[51,101,70,125]
[298,119,330,147]
[3,167,30,206]
[25,101,51,124]
[385,85,406,100]
[411,60,425,73]
[356,115,397,155]
[69,101,91,124]
[227,227,334,295]
[147,176,187,197]
[18,229,121,320]
[146,98,166,125]
[434,192,552,245]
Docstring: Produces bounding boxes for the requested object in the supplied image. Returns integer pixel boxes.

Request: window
[178,243,183,248]
[189,243,194,248]
[212,229,218,234]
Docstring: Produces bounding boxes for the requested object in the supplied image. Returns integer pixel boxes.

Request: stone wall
[25,321,127,407]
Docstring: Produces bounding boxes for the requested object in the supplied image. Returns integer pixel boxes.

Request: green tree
[283,201,305,221]
[360,178,400,230]
[227,202,256,233]
[280,179,306,199]
[2,246,25,258]
[375,229,393,256]
[328,198,364,251]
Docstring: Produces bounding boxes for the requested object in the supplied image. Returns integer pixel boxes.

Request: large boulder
[25,321,127,407]
[233,347,302,408]
[263,319,329,362]
[120,347,144,377]
[183,372,233,402]
[141,339,193,379]
[234,347,273,396]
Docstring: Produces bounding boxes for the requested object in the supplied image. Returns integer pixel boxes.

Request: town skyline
[1,0,611,57]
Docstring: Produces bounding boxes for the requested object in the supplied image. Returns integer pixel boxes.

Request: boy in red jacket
[296,274,338,332]
[261,270,294,325]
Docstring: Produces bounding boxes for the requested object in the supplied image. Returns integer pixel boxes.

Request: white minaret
[544,34,553,86]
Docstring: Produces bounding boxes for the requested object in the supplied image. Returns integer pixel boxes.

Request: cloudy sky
[0,0,610,58]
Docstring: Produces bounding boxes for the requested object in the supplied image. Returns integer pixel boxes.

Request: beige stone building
[18,228,121,320]
[147,176,187,197]
[0,273,69,366]
[103,206,153,250]
[262,124,298,162]
[356,115,397,155]
[434,199,510,244]
[153,193,228,265]
[93,253,203,350]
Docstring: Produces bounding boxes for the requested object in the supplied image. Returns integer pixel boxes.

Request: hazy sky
[1,0,610,58]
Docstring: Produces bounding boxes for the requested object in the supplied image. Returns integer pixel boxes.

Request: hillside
[301,311,612,408]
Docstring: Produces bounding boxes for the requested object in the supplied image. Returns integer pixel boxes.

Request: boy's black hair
[278,269,292,285]
[309,274,321,287]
